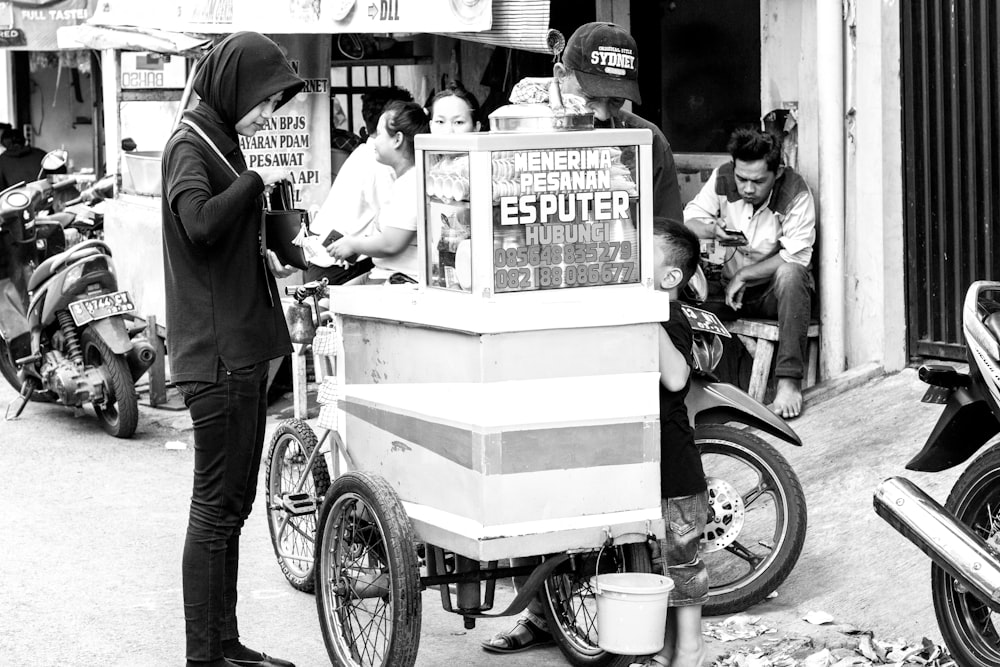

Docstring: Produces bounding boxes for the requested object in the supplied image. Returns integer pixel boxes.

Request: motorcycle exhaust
[874,476,1000,612]
[125,337,157,382]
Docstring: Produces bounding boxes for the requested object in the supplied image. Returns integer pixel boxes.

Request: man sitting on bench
[683,126,816,419]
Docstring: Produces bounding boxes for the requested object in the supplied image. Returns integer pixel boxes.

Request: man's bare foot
[769,377,803,419]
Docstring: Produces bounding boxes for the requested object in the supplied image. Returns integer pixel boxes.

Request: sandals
[481,617,553,654]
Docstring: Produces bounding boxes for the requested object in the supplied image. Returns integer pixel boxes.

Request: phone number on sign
[494,241,633,269]
[495,262,637,291]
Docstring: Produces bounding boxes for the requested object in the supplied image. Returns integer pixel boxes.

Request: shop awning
[56,24,210,55]
[0,0,97,50]
[447,0,552,54]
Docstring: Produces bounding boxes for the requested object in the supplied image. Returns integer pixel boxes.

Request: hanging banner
[239,34,331,216]
[0,0,97,50]
[89,0,492,34]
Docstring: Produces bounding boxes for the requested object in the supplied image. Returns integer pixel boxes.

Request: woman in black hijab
[161,32,303,667]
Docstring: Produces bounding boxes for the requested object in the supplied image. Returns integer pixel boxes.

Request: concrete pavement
[0,364,969,665]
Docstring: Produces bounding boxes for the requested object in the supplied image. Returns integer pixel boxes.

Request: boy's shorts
[654,491,709,607]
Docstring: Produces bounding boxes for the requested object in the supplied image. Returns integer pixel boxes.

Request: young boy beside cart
[634,217,709,667]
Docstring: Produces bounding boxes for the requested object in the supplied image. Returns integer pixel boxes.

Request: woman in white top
[329,84,481,281]
[328,100,427,281]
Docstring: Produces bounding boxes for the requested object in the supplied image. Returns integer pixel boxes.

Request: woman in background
[328,84,481,281]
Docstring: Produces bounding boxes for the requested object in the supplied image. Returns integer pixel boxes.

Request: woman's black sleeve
[174,170,265,246]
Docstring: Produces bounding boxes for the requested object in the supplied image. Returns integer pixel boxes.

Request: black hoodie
[161,32,305,383]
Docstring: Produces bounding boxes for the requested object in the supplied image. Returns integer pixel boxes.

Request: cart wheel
[265,419,330,592]
[315,471,421,667]
[542,544,652,667]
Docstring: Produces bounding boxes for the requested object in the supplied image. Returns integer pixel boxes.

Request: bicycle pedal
[281,492,317,516]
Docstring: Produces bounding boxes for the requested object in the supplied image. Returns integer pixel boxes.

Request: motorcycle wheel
[0,337,56,402]
[81,328,138,438]
[697,424,807,616]
[932,444,1000,667]
[265,418,331,593]
[541,544,652,667]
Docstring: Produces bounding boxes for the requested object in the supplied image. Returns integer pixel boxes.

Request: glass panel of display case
[424,150,473,292]
[491,144,640,293]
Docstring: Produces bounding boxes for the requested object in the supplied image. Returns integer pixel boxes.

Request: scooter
[681,301,808,616]
[875,281,1000,667]
[0,151,156,438]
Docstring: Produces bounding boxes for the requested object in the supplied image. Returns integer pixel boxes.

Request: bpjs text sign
[491,146,641,293]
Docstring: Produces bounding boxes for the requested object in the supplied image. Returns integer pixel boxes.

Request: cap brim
[574,69,641,105]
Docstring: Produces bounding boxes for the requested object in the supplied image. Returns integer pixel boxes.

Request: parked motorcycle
[875,280,1000,667]
[0,152,156,438]
[683,302,808,616]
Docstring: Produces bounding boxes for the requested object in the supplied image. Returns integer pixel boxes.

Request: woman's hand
[266,250,298,278]
[253,168,293,187]
[328,235,357,261]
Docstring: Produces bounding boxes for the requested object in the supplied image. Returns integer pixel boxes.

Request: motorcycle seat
[28,240,111,292]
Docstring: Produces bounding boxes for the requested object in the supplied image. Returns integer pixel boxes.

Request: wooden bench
[725,318,821,403]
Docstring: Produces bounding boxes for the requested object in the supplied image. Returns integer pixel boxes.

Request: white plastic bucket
[592,572,674,654]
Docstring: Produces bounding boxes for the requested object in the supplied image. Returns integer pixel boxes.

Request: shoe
[481,617,553,654]
[226,654,295,667]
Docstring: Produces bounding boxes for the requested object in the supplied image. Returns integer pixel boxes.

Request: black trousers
[177,360,270,664]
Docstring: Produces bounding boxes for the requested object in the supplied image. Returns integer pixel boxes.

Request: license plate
[68,290,135,326]
[680,304,732,338]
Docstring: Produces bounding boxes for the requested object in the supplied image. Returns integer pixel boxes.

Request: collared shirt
[310,138,395,240]
[683,164,815,280]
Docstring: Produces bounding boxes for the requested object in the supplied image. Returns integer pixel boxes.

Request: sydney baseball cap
[562,22,641,104]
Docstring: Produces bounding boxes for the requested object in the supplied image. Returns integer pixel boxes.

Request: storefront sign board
[239,33,331,215]
[0,0,96,50]
[90,0,491,34]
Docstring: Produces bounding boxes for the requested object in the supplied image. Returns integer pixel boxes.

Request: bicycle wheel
[315,471,421,667]
[265,418,331,592]
[542,543,652,667]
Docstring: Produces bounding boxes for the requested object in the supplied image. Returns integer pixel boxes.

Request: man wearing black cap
[555,21,683,221]
[481,22,685,657]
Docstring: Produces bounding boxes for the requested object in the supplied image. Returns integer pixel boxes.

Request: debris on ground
[164,440,187,450]
[705,615,777,642]
[710,623,955,667]
[802,611,835,625]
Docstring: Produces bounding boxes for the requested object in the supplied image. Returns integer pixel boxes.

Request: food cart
[299,125,672,666]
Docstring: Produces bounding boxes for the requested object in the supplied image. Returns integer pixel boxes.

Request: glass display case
[415,129,654,299]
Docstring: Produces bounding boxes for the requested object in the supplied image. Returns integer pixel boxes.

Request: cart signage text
[491,145,640,293]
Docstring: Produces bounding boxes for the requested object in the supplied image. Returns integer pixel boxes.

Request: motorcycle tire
[81,328,138,438]
[541,543,652,667]
[932,443,1000,667]
[697,424,807,616]
[0,337,56,403]
[265,418,331,593]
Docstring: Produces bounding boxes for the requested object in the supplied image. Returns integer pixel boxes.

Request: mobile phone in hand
[719,228,749,247]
